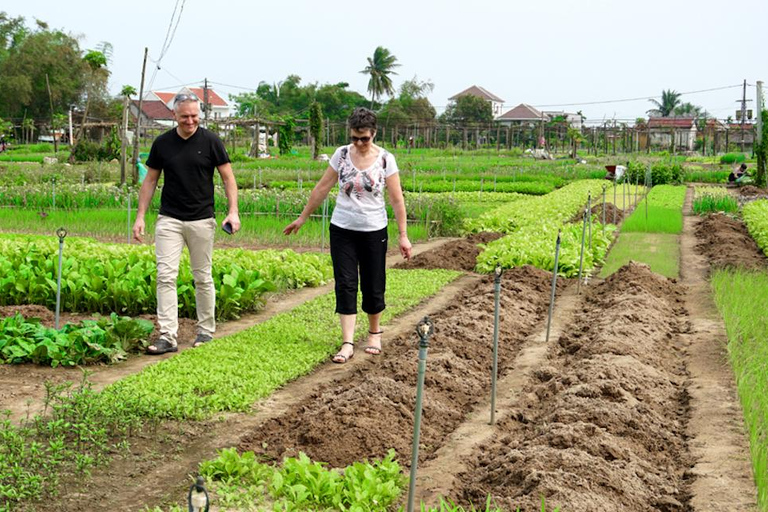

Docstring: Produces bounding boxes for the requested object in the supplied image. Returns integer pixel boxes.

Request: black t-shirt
[146,127,231,221]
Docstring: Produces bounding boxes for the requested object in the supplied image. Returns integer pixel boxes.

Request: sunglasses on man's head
[350,136,371,143]
[174,93,199,105]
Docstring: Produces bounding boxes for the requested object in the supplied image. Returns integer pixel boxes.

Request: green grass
[711,269,768,509]
[600,232,679,278]
[620,185,686,234]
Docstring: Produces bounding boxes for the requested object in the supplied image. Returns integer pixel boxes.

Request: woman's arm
[386,172,412,260]
[283,165,337,235]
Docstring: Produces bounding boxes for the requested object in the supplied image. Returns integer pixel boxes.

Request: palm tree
[360,46,400,109]
[647,89,681,117]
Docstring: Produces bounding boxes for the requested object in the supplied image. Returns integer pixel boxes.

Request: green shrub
[720,152,747,164]
[625,161,684,185]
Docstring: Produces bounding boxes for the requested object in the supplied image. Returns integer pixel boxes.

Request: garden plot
[455,262,692,511]
[237,265,559,468]
[694,213,767,270]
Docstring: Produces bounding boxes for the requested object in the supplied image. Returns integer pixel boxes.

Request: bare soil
[456,262,694,511]
[238,266,559,468]
[738,185,768,198]
[569,203,625,224]
[394,232,503,272]
[694,213,767,270]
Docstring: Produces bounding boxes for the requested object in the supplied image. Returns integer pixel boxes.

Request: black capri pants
[329,223,388,315]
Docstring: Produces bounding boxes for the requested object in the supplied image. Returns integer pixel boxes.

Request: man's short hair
[173,93,200,112]
[348,107,377,132]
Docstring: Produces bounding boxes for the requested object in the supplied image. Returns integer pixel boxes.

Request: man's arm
[132,167,161,243]
[218,163,240,233]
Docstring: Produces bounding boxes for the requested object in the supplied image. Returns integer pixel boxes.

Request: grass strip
[711,269,768,509]
[621,185,686,234]
[102,268,461,420]
[599,232,680,279]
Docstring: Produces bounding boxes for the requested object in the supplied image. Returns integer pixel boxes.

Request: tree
[647,89,681,117]
[756,109,767,188]
[673,102,703,117]
[0,21,86,120]
[360,46,400,109]
[379,76,437,132]
[308,101,323,159]
[277,116,296,156]
[0,12,27,65]
[440,95,493,125]
[21,117,34,144]
[72,49,108,153]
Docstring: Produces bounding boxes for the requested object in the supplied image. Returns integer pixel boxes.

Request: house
[646,117,697,151]
[130,100,176,128]
[144,86,232,120]
[495,103,547,127]
[449,85,505,119]
[543,111,584,130]
[726,123,755,151]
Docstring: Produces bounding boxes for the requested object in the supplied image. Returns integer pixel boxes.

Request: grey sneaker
[192,333,213,348]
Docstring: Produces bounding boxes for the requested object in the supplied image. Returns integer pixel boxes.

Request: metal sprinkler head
[188,475,209,512]
[56,227,67,241]
[416,316,434,347]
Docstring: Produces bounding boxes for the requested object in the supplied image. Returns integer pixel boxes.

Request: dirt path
[680,187,757,510]
[414,283,581,504]
[0,237,456,424]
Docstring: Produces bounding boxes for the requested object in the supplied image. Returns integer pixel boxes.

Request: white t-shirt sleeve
[329,146,345,173]
[384,152,399,178]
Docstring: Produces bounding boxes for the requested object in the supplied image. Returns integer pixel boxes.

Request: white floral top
[329,144,399,231]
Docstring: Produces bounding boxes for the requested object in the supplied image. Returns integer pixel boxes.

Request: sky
[7,0,768,124]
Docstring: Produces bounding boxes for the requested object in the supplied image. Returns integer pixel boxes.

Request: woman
[283,107,412,363]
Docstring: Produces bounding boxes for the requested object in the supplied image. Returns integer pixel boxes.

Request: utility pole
[757,81,764,146]
[736,79,753,153]
[45,74,58,154]
[120,95,130,185]
[132,48,148,184]
[203,77,209,125]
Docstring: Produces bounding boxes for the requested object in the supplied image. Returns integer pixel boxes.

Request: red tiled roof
[188,87,228,107]
[154,92,175,104]
[133,100,175,120]
[647,117,696,129]
[449,85,504,103]
[498,103,545,121]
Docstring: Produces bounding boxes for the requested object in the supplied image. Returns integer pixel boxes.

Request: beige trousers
[155,215,216,342]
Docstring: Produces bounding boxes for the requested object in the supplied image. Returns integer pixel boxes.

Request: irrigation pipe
[407,316,434,512]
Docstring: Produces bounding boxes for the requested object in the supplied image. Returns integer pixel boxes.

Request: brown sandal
[332,342,355,364]
[364,330,383,355]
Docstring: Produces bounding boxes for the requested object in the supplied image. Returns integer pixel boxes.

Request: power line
[530,84,745,109]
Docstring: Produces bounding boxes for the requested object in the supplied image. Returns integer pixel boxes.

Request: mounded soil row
[694,213,767,270]
[456,262,692,511]
[239,265,562,468]
[394,232,504,272]
[569,203,625,225]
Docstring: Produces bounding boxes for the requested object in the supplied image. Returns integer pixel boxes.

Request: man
[132,93,240,355]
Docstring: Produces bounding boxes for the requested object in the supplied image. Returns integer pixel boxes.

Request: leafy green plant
[101,268,461,420]
[0,313,154,367]
[0,235,332,321]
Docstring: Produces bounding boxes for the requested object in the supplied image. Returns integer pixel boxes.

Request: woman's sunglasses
[350,136,371,143]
